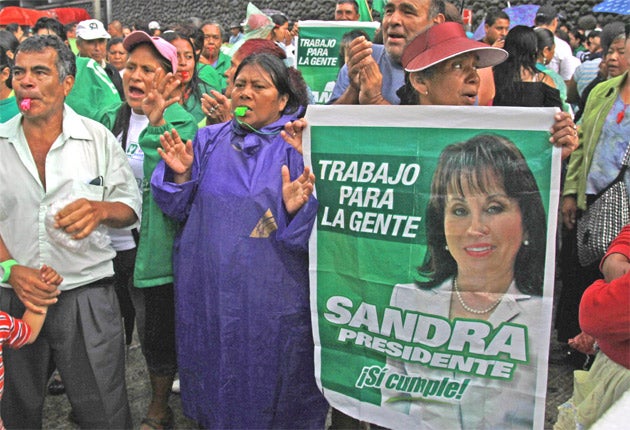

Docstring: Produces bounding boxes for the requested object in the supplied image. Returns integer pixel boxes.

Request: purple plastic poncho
[151,113,328,429]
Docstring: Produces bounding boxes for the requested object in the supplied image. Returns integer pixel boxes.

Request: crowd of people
[0,0,627,429]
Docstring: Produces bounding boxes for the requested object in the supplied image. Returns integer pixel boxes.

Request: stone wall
[106,0,627,32]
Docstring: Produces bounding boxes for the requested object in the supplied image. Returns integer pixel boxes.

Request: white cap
[148,21,160,31]
[76,19,111,40]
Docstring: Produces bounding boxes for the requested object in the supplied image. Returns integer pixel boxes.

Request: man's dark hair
[336,0,359,14]
[0,30,19,54]
[15,35,76,80]
[429,0,446,19]
[32,17,67,41]
[485,7,510,27]
[107,37,124,51]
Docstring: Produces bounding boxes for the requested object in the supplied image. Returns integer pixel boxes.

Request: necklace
[617,103,629,125]
[452,277,504,315]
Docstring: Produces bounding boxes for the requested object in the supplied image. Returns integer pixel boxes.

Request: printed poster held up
[297,21,379,104]
[304,105,561,429]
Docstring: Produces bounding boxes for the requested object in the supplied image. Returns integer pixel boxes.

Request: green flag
[372,0,386,15]
[358,0,373,21]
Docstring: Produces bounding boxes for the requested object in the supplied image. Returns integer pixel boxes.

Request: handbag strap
[591,143,630,201]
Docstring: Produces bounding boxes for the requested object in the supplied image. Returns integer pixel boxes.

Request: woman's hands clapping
[282,165,315,216]
[142,68,181,127]
[157,129,194,183]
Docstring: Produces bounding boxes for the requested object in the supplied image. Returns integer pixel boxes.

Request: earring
[523,239,530,246]
[423,90,429,96]
[445,245,449,251]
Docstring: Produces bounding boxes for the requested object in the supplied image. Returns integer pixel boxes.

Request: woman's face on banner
[443,173,525,280]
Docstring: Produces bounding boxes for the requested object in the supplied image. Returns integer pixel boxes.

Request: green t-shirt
[0,93,19,123]
[185,67,223,124]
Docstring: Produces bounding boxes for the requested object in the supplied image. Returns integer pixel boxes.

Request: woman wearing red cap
[396,21,578,159]
[381,21,572,429]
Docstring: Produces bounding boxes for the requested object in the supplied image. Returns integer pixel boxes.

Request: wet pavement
[42,299,577,430]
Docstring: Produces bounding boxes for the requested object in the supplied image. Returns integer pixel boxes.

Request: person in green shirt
[162,31,220,126]
[0,46,18,123]
[199,21,231,78]
[94,31,197,430]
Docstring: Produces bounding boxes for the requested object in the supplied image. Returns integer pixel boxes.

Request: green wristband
[0,259,18,283]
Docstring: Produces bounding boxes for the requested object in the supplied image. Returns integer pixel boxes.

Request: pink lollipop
[20,98,32,111]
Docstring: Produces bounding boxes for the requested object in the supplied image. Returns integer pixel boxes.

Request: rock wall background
[106,1,628,34]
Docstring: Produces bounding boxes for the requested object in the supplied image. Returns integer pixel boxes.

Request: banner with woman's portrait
[304,105,562,429]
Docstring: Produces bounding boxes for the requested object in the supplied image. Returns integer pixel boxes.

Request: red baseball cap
[402,22,508,72]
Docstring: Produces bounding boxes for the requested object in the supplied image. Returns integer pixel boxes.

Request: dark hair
[485,7,510,27]
[0,30,19,55]
[64,22,77,32]
[429,0,446,19]
[107,37,125,51]
[32,17,67,41]
[339,29,370,67]
[336,0,359,13]
[397,64,438,105]
[112,40,172,144]
[419,134,546,296]
[570,29,586,45]
[0,45,12,90]
[493,26,539,97]
[15,35,76,79]
[161,30,209,112]
[535,27,555,53]
[234,53,307,115]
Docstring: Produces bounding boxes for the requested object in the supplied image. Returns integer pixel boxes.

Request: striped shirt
[0,311,32,430]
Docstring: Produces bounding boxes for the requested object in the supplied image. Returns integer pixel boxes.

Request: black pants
[555,224,602,342]
[113,248,137,345]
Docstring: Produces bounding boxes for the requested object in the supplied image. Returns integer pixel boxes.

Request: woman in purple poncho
[151,53,328,428]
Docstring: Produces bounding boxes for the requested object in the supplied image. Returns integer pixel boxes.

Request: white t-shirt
[109,110,149,251]
[549,36,579,81]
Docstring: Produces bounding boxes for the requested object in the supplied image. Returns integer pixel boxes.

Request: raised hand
[282,165,315,215]
[202,90,233,125]
[157,128,194,183]
[358,60,387,105]
[346,37,374,91]
[142,68,182,126]
[281,118,308,155]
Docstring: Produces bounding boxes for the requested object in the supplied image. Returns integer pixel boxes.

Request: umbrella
[503,4,540,28]
[593,0,630,15]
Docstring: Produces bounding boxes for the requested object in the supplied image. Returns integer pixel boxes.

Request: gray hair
[15,35,76,81]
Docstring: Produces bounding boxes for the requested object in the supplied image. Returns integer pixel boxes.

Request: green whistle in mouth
[234,106,248,116]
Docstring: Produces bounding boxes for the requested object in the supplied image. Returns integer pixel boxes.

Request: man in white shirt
[0,35,140,429]
[534,5,579,82]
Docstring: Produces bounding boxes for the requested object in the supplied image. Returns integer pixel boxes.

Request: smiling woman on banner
[380,22,551,429]
[150,53,328,428]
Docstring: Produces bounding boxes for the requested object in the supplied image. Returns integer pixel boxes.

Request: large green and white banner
[305,106,561,429]
[297,21,379,104]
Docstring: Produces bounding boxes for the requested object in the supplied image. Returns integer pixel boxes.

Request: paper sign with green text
[297,20,379,104]
[304,105,561,430]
